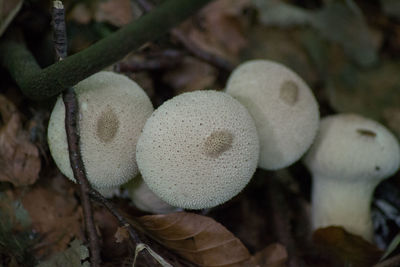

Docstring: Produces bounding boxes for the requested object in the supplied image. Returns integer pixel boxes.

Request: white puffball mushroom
[126,176,181,214]
[303,114,400,242]
[226,59,319,170]
[136,90,260,210]
[48,71,154,191]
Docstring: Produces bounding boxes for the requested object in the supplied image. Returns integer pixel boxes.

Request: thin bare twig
[88,189,157,266]
[52,1,101,266]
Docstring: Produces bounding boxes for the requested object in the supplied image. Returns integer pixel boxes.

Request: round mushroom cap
[48,71,154,189]
[136,90,260,209]
[303,114,400,182]
[226,59,319,170]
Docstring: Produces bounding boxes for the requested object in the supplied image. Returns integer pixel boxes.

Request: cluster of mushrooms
[47,59,400,243]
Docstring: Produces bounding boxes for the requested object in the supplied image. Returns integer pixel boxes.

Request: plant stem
[0,0,213,100]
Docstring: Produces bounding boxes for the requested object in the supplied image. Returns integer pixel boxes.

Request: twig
[137,0,235,72]
[374,254,400,267]
[63,89,101,266]
[89,189,157,266]
[52,1,101,265]
[0,0,213,100]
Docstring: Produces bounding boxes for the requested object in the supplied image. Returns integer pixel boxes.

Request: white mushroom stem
[312,176,379,242]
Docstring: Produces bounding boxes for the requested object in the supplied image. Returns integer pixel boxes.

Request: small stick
[89,189,157,266]
[52,1,101,266]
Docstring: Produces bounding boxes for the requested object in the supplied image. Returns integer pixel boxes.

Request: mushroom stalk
[312,176,378,242]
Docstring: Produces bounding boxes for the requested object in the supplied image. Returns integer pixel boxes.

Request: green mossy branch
[0,0,213,100]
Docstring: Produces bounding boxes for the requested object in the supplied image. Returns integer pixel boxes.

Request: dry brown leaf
[68,3,92,24]
[21,179,83,255]
[251,243,288,267]
[95,0,133,27]
[114,225,130,243]
[313,226,383,267]
[0,95,40,186]
[177,0,249,62]
[163,56,218,94]
[138,212,251,267]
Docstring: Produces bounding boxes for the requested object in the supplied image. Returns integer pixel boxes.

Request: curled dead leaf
[0,95,40,186]
[177,0,249,62]
[313,226,383,267]
[114,225,130,243]
[138,212,251,267]
[251,243,288,267]
[21,180,83,256]
[95,0,135,27]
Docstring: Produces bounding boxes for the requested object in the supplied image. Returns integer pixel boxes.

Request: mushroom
[136,90,260,209]
[225,59,319,170]
[48,71,154,193]
[303,114,400,242]
[125,175,181,214]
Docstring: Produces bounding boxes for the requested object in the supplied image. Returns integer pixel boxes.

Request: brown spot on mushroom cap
[48,71,154,189]
[96,107,119,143]
[280,80,299,105]
[226,59,319,170]
[136,90,259,209]
[203,130,233,158]
[357,128,376,138]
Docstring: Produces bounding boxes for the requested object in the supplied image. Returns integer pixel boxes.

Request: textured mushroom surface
[303,113,400,241]
[126,176,180,214]
[226,59,319,170]
[48,71,154,189]
[304,114,400,181]
[136,90,259,209]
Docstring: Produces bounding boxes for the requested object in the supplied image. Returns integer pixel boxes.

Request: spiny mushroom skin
[126,175,181,214]
[48,71,154,190]
[303,114,400,242]
[226,59,319,170]
[136,90,260,210]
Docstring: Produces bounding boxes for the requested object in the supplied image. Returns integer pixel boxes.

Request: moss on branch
[0,0,213,100]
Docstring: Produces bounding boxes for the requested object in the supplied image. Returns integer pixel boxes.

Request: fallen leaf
[177,0,250,62]
[327,60,400,124]
[21,179,83,255]
[36,239,89,267]
[114,225,130,243]
[138,212,251,266]
[251,243,288,267]
[162,56,218,94]
[0,0,23,37]
[0,191,36,266]
[313,226,383,267]
[254,0,378,67]
[95,0,134,27]
[0,94,41,186]
[68,3,92,24]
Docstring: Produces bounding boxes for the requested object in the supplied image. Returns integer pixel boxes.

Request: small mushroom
[48,71,154,192]
[136,90,260,209]
[226,59,319,170]
[125,175,181,214]
[303,114,400,242]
